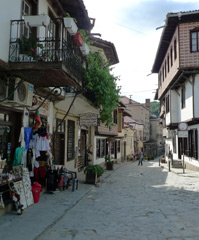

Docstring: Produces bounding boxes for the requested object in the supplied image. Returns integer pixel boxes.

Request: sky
[83,0,199,103]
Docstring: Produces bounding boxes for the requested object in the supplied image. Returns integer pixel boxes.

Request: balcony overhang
[7,62,81,87]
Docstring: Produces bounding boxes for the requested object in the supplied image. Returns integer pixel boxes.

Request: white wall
[0,0,21,62]
[170,90,180,123]
[181,80,193,121]
[194,75,199,118]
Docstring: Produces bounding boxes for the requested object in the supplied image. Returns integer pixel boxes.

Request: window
[57,119,65,133]
[113,109,117,124]
[110,141,115,154]
[96,138,106,158]
[162,66,164,82]
[190,29,199,52]
[167,55,170,73]
[173,133,176,153]
[117,140,120,153]
[174,39,177,60]
[188,129,198,159]
[164,61,167,78]
[158,71,161,87]
[165,95,170,113]
[22,0,31,38]
[67,120,75,161]
[170,47,173,67]
[181,86,186,109]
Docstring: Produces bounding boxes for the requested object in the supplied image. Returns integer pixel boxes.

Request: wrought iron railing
[9,20,82,80]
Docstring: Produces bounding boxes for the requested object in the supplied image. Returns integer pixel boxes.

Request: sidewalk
[0,161,125,240]
[159,159,199,178]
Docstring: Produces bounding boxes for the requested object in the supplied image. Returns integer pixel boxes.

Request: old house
[152,10,199,170]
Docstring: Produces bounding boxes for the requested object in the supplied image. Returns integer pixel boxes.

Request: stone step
[172,160,183,168]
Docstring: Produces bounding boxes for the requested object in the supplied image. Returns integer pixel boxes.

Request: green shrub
[84,164,104,177]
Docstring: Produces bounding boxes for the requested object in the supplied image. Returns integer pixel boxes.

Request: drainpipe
[192,74,195,119]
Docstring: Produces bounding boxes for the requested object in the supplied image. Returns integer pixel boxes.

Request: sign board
[178,130,188,138]
[79,113,98,127]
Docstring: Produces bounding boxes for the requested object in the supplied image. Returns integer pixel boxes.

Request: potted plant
[24,14,50,27]
[105,155,114,170]
[63,13,78,35]
[18,35,41,61]
[84,164,104,184]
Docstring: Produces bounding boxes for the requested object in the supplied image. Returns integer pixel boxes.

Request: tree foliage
[83,52,120,126]
[150,101,160,117]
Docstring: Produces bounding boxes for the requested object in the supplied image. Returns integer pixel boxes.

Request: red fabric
[58,176,64,187]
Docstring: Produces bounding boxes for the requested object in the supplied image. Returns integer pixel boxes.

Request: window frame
[96,138,106,159]
[181,85,186,109]
[67,120,75,161]
[190,28,199,52]
[174,39,177,60]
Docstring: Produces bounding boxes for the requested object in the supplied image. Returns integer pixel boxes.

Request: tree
[83,52,120,126]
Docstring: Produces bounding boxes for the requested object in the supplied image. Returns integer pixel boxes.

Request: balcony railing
[9,20,82,80]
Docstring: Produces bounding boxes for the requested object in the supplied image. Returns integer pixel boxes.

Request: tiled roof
[152,9,199,73]
[124,116,142,125]
[120,97,139,105]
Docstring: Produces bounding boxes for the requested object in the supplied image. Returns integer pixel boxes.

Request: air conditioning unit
[3,78,34,107]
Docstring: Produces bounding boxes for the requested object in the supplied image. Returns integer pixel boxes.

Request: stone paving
[1,158,199,240]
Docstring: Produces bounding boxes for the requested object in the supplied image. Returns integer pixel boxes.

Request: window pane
[191,32,197,51]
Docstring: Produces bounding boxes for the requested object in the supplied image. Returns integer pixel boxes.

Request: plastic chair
[63,168,78,192]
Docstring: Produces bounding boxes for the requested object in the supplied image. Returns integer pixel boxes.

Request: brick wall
[179,22,199,68]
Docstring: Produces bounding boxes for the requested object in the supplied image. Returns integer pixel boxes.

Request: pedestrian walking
[138,150,143,166]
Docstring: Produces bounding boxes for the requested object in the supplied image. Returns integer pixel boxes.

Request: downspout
[192,74,195,119]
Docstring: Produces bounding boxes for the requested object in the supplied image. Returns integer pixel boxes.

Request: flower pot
[74,33,84,46]
[85,173,99,184]
[63,18,78,35]
[106,162,114,170]
[80,43,90,56]
[24,15,50,27]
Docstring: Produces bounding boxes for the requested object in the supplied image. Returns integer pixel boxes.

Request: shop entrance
[0,109,22,167]
[54,134,65,165]
[79,130,87,169]
[54,119,65,165]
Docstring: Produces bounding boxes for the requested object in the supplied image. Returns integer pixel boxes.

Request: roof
[124,116,143,125]
[152,10,199,73]
[59,0,94,31]
[89,36,119,65]
[120,97,139,105]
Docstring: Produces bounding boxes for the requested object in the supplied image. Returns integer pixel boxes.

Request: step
[172,160,183,168]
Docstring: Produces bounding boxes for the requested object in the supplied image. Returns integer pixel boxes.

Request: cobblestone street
[2,159,199,240]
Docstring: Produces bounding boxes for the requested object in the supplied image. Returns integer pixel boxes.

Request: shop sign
[79,113,98,127]
[178,131,188,138]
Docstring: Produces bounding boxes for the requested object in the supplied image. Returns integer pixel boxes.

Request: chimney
[129,95,132,104]
[145,99,150,110]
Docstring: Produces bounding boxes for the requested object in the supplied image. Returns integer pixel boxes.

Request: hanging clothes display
[27,148,33,171]
[13,147,26,167]
[24,127,33,149]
